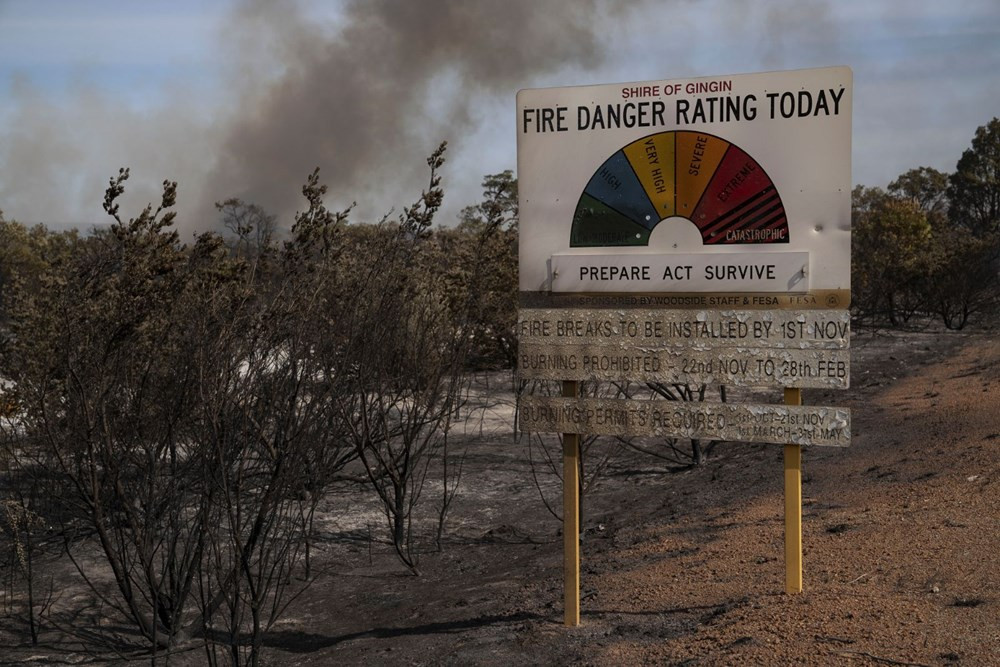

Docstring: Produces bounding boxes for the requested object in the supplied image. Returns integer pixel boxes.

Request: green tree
[851,186,934,325]
[932,118,1000,327]
[453,170,519,370]
[925,221,997,329]
[948,117,1000,237]
[0,214,79,322]
[889,166,949,215]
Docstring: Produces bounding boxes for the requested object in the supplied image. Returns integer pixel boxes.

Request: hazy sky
[0,0,998,235]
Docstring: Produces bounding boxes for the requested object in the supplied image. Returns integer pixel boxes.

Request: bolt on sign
[515,66,853,622]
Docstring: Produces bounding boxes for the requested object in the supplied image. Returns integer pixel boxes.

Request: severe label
[518,343,849,388]
[520,397,851,447]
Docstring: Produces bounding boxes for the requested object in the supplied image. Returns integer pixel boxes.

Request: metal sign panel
[517,67,852,298]
[520,397,851,447]
[518,308,850,349]
[518,343,849,388]
[551,251,809,293]
[518,290,848,310]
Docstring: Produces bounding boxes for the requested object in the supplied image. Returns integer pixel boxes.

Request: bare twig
[834,651,931,667]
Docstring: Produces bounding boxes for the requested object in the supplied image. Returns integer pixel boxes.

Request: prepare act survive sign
[516,66,853,306]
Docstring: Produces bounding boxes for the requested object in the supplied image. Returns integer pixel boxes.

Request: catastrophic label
[518,343,849,388]
[517,308,850,349]
[520,397,851,446]
[551,252,809,293]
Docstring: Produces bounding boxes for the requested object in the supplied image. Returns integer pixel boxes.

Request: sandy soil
[2,320,998,665]
[256,321,998,666]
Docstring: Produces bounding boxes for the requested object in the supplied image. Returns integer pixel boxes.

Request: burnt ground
[1,318,998,665]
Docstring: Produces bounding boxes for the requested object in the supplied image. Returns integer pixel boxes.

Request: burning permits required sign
[516,66,852,302]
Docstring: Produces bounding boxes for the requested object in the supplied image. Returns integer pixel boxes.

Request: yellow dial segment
[623,133,676,218]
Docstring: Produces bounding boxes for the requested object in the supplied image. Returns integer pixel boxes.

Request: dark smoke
[0,0,616,233]
[202,0,611,226]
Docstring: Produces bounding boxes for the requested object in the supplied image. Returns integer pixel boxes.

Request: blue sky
[0,2,225,101]
[0,0,998,232]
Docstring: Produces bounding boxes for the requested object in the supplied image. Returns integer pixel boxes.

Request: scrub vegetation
[0,145,517,665]
[0,118,997,664]
[851,118,1000,329]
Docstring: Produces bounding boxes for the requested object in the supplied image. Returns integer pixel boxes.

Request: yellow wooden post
[784,387,803,594]
[563,380,581,626]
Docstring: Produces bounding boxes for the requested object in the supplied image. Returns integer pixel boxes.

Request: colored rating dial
[571,131,789,247]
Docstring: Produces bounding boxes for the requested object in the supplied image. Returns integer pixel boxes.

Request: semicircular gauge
[570,131,789,247]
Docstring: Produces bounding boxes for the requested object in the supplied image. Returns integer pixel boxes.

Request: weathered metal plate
[520,397,851,447]
[518,308,850,349]
[518,289,851,310]
[518,342,849,388]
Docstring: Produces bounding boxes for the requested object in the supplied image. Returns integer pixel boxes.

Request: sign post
[516,66,852,623]
[562,380,581,626]
[784,387,803,594]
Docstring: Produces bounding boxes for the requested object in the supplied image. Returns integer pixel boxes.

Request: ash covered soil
[265,320,1000,666]
[3,320,999,666]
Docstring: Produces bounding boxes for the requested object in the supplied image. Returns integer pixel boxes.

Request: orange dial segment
[675,132,730,216]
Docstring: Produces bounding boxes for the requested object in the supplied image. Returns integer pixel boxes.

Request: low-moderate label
[518,308,850,349]
[520,397,851,447]
[518,343,849,388]
[551,252,809,293]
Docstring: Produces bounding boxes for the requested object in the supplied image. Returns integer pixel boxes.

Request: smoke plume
[202,0,609,227]
[0,0,613,233]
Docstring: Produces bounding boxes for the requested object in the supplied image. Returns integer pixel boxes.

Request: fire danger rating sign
[517,66,852,299]
[516,68,855,611]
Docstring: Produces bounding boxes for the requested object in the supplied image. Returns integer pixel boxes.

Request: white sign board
[517,67,852,300]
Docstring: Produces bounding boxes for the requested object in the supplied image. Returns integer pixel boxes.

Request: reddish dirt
[261,322,999,666]
[2,322,998,665]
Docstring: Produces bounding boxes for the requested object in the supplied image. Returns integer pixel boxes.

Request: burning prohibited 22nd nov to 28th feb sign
[515,66,853,445]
